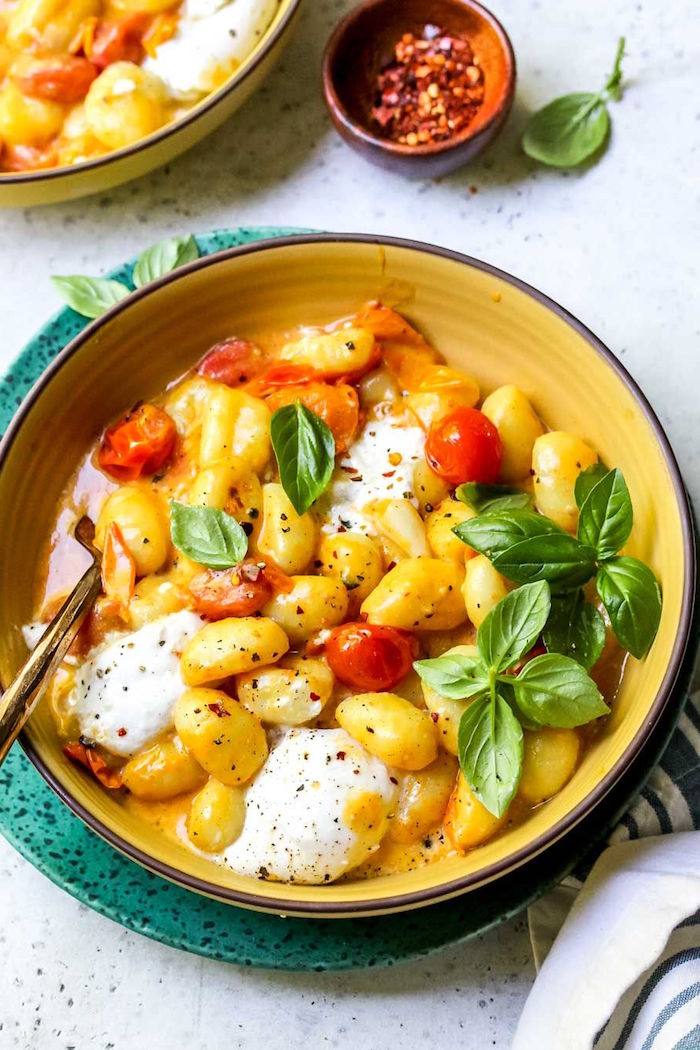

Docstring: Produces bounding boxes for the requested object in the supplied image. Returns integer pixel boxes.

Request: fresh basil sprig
[456,482,533,514]
[414,581,608,817]
[522,37,626,168]
[270,401,335,516]
[170,502,248,569]
[453,465,662,660]
[51,275,130,319]
[542,590,606,670]
[52,234,201,319]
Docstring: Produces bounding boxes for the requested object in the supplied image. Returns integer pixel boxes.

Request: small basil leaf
[543,590,606,669]
[574,463,609,509]
[455,482,533,514]
[492,534,597,591]
[453,509,562,558]
[132,235,200,288]
[512,653,609,728]
[170,501,248,569]
[413,653,489,700]
[270,401,335,516]
[52,275,130,319]
[522,92,610,168]
[458,693,523,818]
[577,468,633,560]
[477,581,551,673]
[596,556,662,658]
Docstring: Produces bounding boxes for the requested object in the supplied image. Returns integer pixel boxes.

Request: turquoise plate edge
[0,225,692,971]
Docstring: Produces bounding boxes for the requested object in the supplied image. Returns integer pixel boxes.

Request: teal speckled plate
[0,227,693,971]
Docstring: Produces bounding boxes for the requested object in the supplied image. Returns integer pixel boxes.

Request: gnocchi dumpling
[85,62,168,151]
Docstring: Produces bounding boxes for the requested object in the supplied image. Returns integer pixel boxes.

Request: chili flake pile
[371,25,485,146]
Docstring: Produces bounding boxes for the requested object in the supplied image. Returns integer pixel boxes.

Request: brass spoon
[0,516,102,765]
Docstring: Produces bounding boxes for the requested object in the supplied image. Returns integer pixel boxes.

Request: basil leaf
[596,556,662,658]
[52,275,130,319]
[543,590,606,669]
[523,92,609,168]
[478,581,551,673]
[455,482,532,514]
[577,468,632,560]
[493,534,597,591]
[132,235,200,288]
[170,501,248,569]
[453,509,561,558]
[574,463,609,509]
[512,653,609,728]
[413,653,489,700]
[458,693,523,818]
[270,401,335,515]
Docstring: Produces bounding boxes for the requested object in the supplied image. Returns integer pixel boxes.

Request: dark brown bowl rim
[2,232,696,916]
[0,0,302,187]
[321,0,516,159]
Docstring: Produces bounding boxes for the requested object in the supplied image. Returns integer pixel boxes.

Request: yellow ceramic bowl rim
[1,233,696,915]
[0,0,302,187]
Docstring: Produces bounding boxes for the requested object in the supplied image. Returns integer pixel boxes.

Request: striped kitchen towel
[514,688,700,1050]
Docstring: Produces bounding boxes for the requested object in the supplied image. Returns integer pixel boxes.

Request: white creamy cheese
[317,407,426,535]
[222,728,398,884]
[143,0,277,101]
[65,611,204,758]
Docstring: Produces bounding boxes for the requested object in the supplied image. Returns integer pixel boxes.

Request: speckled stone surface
[1,0,698,1044]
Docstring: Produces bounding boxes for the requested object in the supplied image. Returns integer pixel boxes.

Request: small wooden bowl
[322,0,516,177]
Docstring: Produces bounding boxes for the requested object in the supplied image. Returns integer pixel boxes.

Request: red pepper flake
[371,25,485,146]
[387,560,397,571]
[310,692,321,701]
[296,605,305,615]
[430,711,439,723]
[117,727,127,737]
[207,702,230,718]
[389,776,399,785]
[382,470,396,478]
[336,750,346,760]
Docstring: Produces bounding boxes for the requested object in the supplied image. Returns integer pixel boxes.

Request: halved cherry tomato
[1,143,57,171]
[326,623,419,691]
[141,13,178,57]
[425,406,502,486]
[259,561,294,594]
[188,563,273,619]
[353,303,428,347]
[197,337,266,387]
[87,14,148,70]
[14,55,97,103]
[245,362,319,396]
[101,521,135,613]
[98,403,176,481]
[63,741,123,789]
[265,381,360,454]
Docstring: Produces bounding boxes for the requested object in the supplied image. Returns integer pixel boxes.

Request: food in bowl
[0,0,276,171]
[24,301,662,886]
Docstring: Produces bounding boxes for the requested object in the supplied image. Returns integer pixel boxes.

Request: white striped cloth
[514,689,700,1049]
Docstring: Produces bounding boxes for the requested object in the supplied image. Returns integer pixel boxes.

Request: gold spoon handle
[0,560,102,765]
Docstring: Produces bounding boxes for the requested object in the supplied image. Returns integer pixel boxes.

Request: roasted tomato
[353,303,427,347]
[63,741,122,789]
[245,362,319,396]
[326,623,418,691]
[425,407,502,485]
[98,403,176,481]
[197,337,266,387]
[265,381,360,454]
[101,522,135,612]
[87,15,148,70]
[188,563,273,619]
[13,55,97,103]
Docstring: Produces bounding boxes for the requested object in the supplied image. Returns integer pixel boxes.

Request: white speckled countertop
[0,0,697,1045]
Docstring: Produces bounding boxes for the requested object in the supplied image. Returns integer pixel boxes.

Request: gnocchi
[174,688,268,785]
[532,432,598,532]
[180,616,289,685]
[336,692,438,770]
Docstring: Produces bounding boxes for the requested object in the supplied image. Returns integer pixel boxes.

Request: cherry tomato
[353,303,427,347]
[425,407,502,486]
[326,623,418,691]
[88,15,148,70]
[245,362,319,396]
[98,403,176,481]
[14,55,97,103]
[189,563,273,619]
[265,381,360,454]
[63,742,122,789]
[197,337,266,387]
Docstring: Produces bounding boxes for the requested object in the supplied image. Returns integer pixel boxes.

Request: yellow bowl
[0,0,302,208]
[0,234,695,917]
